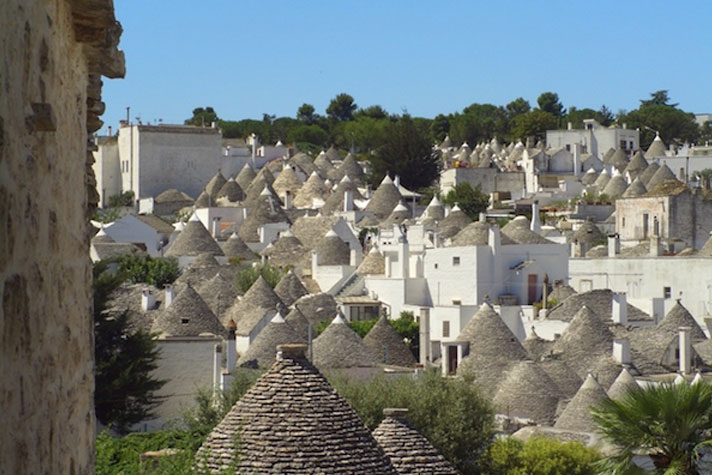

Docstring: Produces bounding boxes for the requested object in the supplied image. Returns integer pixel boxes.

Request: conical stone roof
[380,202,411,228]
[222,275,285,333]
[357,247,385,275]
[365,175,405,220]
[238,313,304,368]
[194,190,210,208]
[151,283,225,337]
[552,305,615,378]
[363,315,417,367]
[645,163,678,189]
[165,215,224,257]
[274,270,309,307]
[321,176,364,215]
[155,188,194,204]
[439,206,472,230]
[288,152,317,177]
[539,356,583,399]
[261,230,309,271]
[337,152,365,183]
[593,169,611,189]
[243,171,279,208]
[196,272,239,321]
[523,328,553,361]
[450,222,491,246]
[607,148,629,173]
[423,196,445,221]
[196,344,395,474]
[315,230,350,266]
[312,315,377,369]
[456,303,529,396]
[294,171,329,208]
[492,360,563,424]
[646,134,667,157]
[601,174,628,198]
[221,232,257,261]
[235,163,257,191]
[272,165,303,199]
[216,177,244,203]
[638,161,660,186]
[326,145,341,163]
[658,301,706,339]
[284,307,313,342]
[568,220,605,246]
[581,169,598,185]
[238,190,290,243]
[554,373,608,432]
[624,151,648,180]
[607,367,638,400]
[372,409,457,475]
[622,178,647,198]
[205,171,227,200]
[294,292,339,327]
[601,148,615,163]
[314,151,336,176]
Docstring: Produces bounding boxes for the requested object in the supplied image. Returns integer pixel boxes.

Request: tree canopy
[619,92,698,148]
[537,92,566,118]
[442,182,490,220]
[184,106,218,126]
[326,93,357,122]
[368,114,441,190]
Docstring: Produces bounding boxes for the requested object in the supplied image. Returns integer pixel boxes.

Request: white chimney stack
[419,307,431,365]
[613,338,631,364]
[608,233,620,257]
[283,191,292,210]
[164,285,175,308]
[679,326,692,375]
[384,255,392,278]
[343,190,353,212]
[141,289,155,312]
[211,217,221,238]
[612,292,628,326]
[213,344,222,392]
[488,225,501,253]
[394,175,401,189]
[650,235,662,257]
[572,143,581,177]
[530,201,541,234]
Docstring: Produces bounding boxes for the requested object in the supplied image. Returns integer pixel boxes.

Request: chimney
[164,285,175,308]
[612,292,628,326]
[211,217,221,238]
[479,212,486,223]
[383,408,409,420]
[613,338,631,364]
[607,233,620,257]
[679,326,692,375]
[650,235,661,257]
[488,225,501,253]
[226,320,237,372]
[572,143,581,177]
[276,343,308,361]
[107,125,112,136]
[571,240,584,258]
[349,248,358,266]
[343,190,353,212]
[283,190,292,210]
[567,122,572,130]
[419,308,431,365]
[394,175,401,189]
[623,123,627,130]
[141,289,155,311]
[530,201,541,234]
[384,255,392,277]
[213,343,222,391]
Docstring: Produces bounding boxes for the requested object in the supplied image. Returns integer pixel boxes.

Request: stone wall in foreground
[0,0,123,473]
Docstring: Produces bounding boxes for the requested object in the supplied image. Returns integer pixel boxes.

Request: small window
[565,144,571,151]
[622,217,626,228]
[452,256,460,266]
[434,263,438,269]
[664,287,671,299]
[452,299,461,306]
[181,318,190,324]
[442,321,450,338]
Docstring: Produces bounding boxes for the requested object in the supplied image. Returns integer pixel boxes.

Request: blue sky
[102,1,712,133]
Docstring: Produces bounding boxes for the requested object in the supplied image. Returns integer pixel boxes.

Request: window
[565,144,571,151]
[622,217,626,228]
[582,145,588,153]
[452,256,460,266]
[620,139,627,150]
[452,299,461,306]
[181,318,190,324]
[434,263,438,269]
[442,321,450,338]
[664,287,671,299]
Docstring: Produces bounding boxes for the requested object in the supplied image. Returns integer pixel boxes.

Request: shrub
[118,254,180,289]
[235,262,283,293]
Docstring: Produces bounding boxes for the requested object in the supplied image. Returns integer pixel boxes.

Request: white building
[546,119,639,158]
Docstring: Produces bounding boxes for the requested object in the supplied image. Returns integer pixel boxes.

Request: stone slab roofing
[197,344,395,474]
[363,315,417,367]
[372,409,457,475]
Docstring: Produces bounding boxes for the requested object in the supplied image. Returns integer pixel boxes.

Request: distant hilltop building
[546,119,639,158]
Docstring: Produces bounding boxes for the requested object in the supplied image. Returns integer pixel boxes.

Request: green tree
[598,104,615,126]
[236,262,284,293]
[450,103,509,145]
[108,190,135,208]
[369,114,441,190]
[699,121,712,145]
[592,381,712,474]
[537,92,566,118]
[343,116,388,153]
[296,103,317,124]
[511,109,558,141]
[118,254,180,289]
[185,106,218,126]
[481,437,600,475]
[430,113,451,143]
[392,311,419,358]
[326,93,357,122]
[442,182,490,220]
[287,124,328,147]
[355,105,388,120]
[641,89,676,107]
[619,95,699,148]
[506,97,531,118]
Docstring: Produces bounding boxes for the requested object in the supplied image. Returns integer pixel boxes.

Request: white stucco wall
[103,215,163,256]
[569,256,712,330]
[93,137,121,207]
[144,337,221,431]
